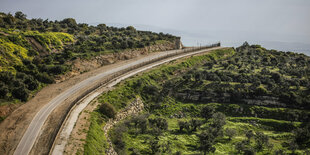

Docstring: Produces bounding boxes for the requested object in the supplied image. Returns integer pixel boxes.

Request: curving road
[13,46,223,155]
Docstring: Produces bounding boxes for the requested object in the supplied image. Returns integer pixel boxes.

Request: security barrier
[49,42,221,154]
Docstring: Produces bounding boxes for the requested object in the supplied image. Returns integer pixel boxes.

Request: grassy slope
[84,46,310,154]
[84,48,235,154]
[0,20,177,122]
[0,29,74,72]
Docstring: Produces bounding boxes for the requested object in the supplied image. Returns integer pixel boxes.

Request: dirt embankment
[56,42,175,82]
[0,42,175,155]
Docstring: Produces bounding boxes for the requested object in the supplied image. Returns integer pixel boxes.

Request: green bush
[99,103,117,118]
[0,82,9,98]
[12,85,29,101]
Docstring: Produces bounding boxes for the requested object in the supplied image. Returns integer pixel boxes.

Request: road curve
[14,47,223,155]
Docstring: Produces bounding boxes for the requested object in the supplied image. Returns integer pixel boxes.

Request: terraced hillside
[85,44,310,154]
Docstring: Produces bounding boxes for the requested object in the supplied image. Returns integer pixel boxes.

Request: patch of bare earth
[0,43,174,155]
[63,94,105,154]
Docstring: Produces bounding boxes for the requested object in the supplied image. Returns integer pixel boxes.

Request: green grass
[123,117,201,154]
[0,30,74,73]
[228,117,300,132]
[84,112,108,155]
[0,38,29,72]
[84,47,310,154]
[121,117,300,154]
[23,31,74,51]
[84,48,235,153]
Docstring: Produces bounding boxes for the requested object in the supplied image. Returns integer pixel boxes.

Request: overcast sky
[1,0,310,53]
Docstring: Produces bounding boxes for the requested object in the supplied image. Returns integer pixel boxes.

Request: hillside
[0,12,178,121]
[84,44,310,154]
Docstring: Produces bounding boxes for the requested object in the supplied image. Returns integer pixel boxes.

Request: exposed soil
[0,43,175,155]
[55,42,175,82]
[26,37,48,54]
[0,104,19,119]
[63,93,107,155]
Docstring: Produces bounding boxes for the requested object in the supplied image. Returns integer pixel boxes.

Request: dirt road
[52,46,224,154]
[6,46,222,155]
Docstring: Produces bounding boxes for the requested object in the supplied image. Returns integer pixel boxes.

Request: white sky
[1,0,310,52]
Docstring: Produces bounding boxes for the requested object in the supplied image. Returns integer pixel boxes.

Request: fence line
[49,42,221,155]
[60,42,222,121]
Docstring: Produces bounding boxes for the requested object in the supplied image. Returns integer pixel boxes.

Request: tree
[149,139,161,154]
[24,75,39,90]
[293,122,310,148]
[271,72,282,83]
[52,24,62,32]
[0,82,9,98]
[246,130,254,142]
[132,114,148,134]
[0,71,14,85]
[189,119,203,131]
[126,26,136,31]
[99,103,116,118]
[12,85,29,101]
[225,128,237,140]
[111,124,127,153]
[14,11,27,20]
[60,18,77,28]
[199,131,216,155]
[127,39,135,48]
[35,72,54,84]
[235,140,255,154]
[201,105,215,120]
[3,13,15,25]
[62,49,73,59]
[97,24,107,34]
[178,121,186,132]
[211,112,226,129]
[254,131,270,151]
[149,118,168,131]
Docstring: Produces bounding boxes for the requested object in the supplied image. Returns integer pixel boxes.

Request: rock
[103,98,144,155]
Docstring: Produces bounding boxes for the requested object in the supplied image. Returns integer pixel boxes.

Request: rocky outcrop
[103,98,144,155]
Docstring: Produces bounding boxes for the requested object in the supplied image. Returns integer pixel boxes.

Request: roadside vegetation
[85,44,310,154]
[0,11,177,120]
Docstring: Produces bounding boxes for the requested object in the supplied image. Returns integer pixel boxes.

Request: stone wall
[103,98,144,155]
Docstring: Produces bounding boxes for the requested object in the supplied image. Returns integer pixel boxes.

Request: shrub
[148,118,168,131]
[0,71,14,84]
[48,65,67,74]
[0,82,9,98]
[35,72,54,84]
[225,128,237,140]
[201,105,215,120]
[254,131,270,151]
[130,114,148,134]
[293,122,310,148]
[198,131,216,155]
[12,85,29,101]
[99,103,116,118]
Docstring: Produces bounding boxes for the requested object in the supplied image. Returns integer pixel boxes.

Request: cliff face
[55,41,176,82]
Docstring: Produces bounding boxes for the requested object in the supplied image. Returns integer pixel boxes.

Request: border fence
[70,42,221,106]
[49,42,221,155]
